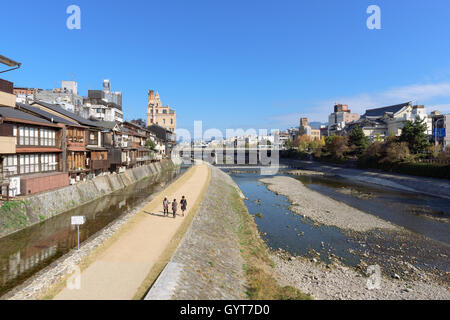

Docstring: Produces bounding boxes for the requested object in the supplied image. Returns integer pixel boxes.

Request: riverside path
[53,163,210,300]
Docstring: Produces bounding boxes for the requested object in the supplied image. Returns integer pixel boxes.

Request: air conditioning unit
[8,177,21,197]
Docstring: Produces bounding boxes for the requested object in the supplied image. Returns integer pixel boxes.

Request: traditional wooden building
[0,106,68,196]
[30,101,105,181]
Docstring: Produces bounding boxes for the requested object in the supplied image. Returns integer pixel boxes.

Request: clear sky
[2,0,450,133]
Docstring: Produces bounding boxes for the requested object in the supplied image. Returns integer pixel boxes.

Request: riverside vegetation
[229,184,311,300]
[0,200,31,233]
[283,118,450,179]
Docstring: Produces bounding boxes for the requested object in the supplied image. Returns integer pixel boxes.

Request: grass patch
[229,186,311,300]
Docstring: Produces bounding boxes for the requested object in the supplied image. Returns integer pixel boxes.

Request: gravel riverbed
[271,250,450,300]
[258,175,449,300]
[260,176,398,232]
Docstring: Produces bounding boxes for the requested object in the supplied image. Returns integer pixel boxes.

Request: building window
[18,126,40,146]
[39,129,56,146]
[2,155,18,177]
[40,153,57,172]
[89,132,98,145]
[19,154,40,174]
[170,119,173,124]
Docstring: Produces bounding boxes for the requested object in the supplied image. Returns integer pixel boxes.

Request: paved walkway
[145,166,246,300]
[54,163,210,300]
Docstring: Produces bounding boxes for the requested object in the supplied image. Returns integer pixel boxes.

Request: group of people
[163,196,187,218]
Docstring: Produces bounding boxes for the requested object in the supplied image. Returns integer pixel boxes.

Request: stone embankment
[0,159,182,238]
[146,166,247,300]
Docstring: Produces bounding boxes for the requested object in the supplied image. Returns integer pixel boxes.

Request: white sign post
[71,216,86,250]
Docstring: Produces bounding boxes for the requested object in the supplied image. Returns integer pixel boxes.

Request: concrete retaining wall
[0,158,182,238]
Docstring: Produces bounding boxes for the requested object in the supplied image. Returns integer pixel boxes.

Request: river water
[229,169,450,280]
[0,167,183,297]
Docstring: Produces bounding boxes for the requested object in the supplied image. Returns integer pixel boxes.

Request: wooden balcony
[90,159,110,171]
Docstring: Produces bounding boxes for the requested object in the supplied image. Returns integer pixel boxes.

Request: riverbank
[1,162,190,300]
[0,159,182,239]
[256,174,449,299]
[47,163,210,300]
[146,165,310,300]
[282,159,450,199]
[271,250,450,300]
[260,176,398,232]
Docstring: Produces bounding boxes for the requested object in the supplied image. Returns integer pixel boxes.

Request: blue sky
[2,0,450,133]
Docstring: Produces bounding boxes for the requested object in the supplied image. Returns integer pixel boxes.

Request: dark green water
[0,167,183,297]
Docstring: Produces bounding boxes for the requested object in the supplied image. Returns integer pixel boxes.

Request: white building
[82,79,124,123]
[347,102,432,140]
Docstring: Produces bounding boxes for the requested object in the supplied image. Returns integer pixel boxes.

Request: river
[0,166,184,297]
[229,168,450,281]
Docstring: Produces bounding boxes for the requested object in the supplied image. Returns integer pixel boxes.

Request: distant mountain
[309,122,328,129]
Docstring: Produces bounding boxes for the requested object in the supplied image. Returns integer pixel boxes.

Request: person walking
[180,196,187,217]
[163,197,169,216]
[172,199,178,219]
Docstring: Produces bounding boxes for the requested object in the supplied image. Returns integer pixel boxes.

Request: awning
[67,146,88,152]
[86,146,108,151]
[16,147,62,153]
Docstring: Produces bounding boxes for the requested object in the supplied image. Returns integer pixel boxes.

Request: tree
[285,138,294,150]
[349,127,369,154]
[308,137,325,153]
[324,135,349,160]
[381,139,411,163]
[399,118,430,154]
[294,135,312,152]
[360,137,412,165]
[145,139,156,151]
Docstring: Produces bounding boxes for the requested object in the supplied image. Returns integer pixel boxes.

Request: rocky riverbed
[271,249,450,300]
[260,176,398,232]
[258,175,450,300]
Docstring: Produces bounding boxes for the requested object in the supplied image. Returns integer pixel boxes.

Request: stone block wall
[0,158,182,238]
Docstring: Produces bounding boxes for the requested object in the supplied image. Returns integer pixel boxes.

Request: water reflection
[294,174,450,245]
[230,170,450,272]
[0,167,182,297]
[232,173,359,266]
